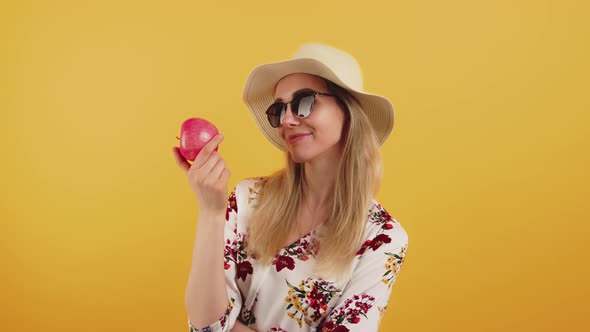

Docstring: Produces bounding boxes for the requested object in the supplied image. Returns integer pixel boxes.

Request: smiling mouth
[288,134,310,142]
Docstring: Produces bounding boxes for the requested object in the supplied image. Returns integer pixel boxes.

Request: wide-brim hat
[243,43,395,151]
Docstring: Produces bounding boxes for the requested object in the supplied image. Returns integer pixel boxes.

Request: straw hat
[242,43,394,151]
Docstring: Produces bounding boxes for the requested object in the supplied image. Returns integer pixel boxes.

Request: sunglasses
[265,89,339,128]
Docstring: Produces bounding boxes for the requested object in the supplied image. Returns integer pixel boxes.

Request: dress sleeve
[318,217,409,332]
[188,183,244,332]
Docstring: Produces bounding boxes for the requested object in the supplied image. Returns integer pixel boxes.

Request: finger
[219,168,231,184]
[194,150,221,176]
[172,147,190,175]
[209,158,226,180]
[193,133,224,169]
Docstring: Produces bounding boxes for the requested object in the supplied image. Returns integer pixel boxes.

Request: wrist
[198,208,226,221]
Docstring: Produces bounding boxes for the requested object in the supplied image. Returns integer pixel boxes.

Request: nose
[280,103,301,127]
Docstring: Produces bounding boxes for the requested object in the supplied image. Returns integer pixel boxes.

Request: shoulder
[233,176,269,208]
[357,199,409,257]
[237,176,268,191]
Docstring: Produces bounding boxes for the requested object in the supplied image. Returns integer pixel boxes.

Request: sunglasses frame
[265,89,339,128]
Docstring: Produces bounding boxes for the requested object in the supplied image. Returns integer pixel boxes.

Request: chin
[289,150,316,164]
[290,153,310,164]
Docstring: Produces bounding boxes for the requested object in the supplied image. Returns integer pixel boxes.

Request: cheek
[320,111,345,139]
[313,124,342,146]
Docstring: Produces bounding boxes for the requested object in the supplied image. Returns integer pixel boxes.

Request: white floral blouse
[188,177,409,332]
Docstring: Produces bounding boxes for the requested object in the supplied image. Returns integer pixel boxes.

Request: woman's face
[274,73,346,164]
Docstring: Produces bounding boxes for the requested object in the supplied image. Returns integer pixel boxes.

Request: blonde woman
[175,43,409,332]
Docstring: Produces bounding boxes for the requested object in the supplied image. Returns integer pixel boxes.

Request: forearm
[230,320,257,332]
[185,209,229,328]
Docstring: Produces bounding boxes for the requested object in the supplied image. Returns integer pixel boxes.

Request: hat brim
[243,58,394,151]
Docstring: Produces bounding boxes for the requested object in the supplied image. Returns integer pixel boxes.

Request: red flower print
[356,239,372,256]
[269,327,288,332]
[272,236,316,271]
[382,209,392,221]
[223,221,254,281]
[220,314,227,329]
[319,294,374,331]
[236,261,253,281]
[369,234,391,251]
[321,321,350,332]
[357,203,398,258]
[273,255,295,272]
[368,203,397,231]
[285,278,342,328]
[308,284,327,312]
[225,189,238,221]
[322,321,334,330]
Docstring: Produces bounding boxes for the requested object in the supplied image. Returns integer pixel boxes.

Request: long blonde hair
[244,77,384,284]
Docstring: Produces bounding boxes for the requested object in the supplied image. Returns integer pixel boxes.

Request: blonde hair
[244,77,383,285]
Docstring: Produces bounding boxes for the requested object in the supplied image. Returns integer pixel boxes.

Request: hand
[172,133,230,214]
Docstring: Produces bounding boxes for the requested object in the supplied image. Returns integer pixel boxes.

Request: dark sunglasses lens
[293,93,315,118]
[267,103,284,127]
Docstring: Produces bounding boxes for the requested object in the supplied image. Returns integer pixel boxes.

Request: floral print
[272,235,317,272]
[319,294,375,331]
[226,188,238,221]
[247,177,267,207]
[284,277,342,328]
[189,297,235,332]
[187,178,409,332]
[240,305,256,326]
[223,189,253,282]
[382,244,408,289]
[355,203,398,257]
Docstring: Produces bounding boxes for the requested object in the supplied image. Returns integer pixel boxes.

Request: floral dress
[188,177,409,332]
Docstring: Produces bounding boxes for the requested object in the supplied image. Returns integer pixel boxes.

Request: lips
[288,133,311,142]
[288,133,310,139]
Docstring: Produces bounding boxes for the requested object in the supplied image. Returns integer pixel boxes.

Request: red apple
[176,118,220,161]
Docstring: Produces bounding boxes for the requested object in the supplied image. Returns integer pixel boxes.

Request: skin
[274,73,346,212]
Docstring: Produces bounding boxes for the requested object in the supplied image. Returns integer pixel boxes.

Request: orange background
[1,0,588,331]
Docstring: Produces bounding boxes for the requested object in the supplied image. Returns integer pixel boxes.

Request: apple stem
[176,136,180,140]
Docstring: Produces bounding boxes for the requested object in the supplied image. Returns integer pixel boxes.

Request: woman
[175,43,409,332]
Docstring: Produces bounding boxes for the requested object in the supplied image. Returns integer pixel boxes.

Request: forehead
[273,73,327,100]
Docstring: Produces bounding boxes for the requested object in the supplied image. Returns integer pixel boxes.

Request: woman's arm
[185,185,245,331]
[185,209,231,328]
[178,134,237,330]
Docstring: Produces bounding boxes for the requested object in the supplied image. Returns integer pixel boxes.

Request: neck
[301,155,338,211]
